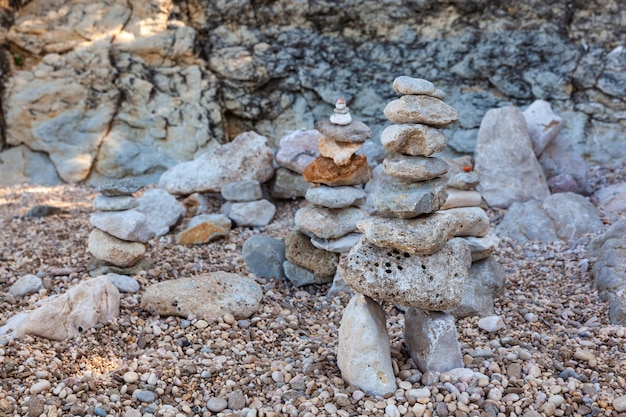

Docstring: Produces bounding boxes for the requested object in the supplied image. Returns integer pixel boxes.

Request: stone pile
[220,179,276,228]
[284,98,372,287]
[337,76,482,396]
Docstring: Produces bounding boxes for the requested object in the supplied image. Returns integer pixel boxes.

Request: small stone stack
[220,179,276,228]
[284,98,371,287]
[337,77,474,396]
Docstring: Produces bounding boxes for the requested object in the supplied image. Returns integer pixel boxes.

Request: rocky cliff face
[0,0,624,185]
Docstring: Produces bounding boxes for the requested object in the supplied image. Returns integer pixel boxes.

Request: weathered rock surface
[523,100,563,156]
[380,124,447,157]
[383,155,449,181]
[274,129,321,174]
[283,260,334,287]
[90,210,156,243]
[294,205,368,240]
[285,231,339,279]
[88,228,146,267]
[269,167,310,199]
[175,214,231,245]
[305,185,366,209]
[228,199,276,227]
[315,120,372,143]
[302,155,371,187]
[221,180,262,202]
[384,95,459,127]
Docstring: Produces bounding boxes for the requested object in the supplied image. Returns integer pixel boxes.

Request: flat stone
[381,124,447,156]
[93,195,138,211]
[221,180,262,202]
[392,76,439,97]
[88,228,146,267]
[339,237,471,310]
[305,185,366,209]
[242,235,286,279]
[283,260,333,287]
[541,192,604,241]
[523,99,563,156]
[439,207,490,237]
[366,166,448,218]
[310,233,362,253]
[405,309,464,372]
[384,95,459,127]
[315,120,372,143]
[337,294,397,396]
[356,212,461,255]
[446,171,480,190]
[463,233,500,261]
[441,189,482,209]
[228,199,276,227]
[285,231,339,278]
[383,155,449,181]
[295,205,368,240]
[275,129,321,173]
[269,167,309,199]
[97,178,143,196]
[175,214,231,245]
[90,210,156,243]
[140,272,262,320]
[9,274,43,297]
[302,155,371,186]
[318,135,363,166]
[105,273,141,293]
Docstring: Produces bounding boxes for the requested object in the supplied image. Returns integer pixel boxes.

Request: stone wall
[0,0,624,185]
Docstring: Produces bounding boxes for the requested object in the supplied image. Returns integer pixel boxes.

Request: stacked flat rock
[337,77,473,396]
[286,98,371,287]
[219,179,276,228]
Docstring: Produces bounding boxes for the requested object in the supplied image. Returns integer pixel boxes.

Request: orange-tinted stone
[302,155,371,186]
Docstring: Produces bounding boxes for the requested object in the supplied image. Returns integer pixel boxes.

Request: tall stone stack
[337,77,475,396]
[284,98,372,288]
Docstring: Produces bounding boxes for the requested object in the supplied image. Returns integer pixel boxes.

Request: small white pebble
[30,380,51,394]
[123,371,139,384]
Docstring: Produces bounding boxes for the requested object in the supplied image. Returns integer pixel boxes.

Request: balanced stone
[88,229,146,267]
[338,237,471,310]
[318,136,363,166]
[295,205,368,240]
[93,195,138,211]
[302,155,371,186]
[315,120,372,143]
[384,95,459,127]
[356,212,461,255]
[440,207,490,237]
[383,154,449,181]
[392,76,438,97]
[441,189,482,209]
[285,231,339,278]
[97,178,143,197]
[330,97,352,125]
[310,233,362,253]
[381,124,447,156]
[463,233,500,261]
[447,171,480,190]
[305,185,366,209]
[175,214,231,245]
[90,210,156,243]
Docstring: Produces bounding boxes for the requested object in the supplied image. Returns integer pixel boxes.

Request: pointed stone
[381,124,447,156]
[302,155,371,186]
[383,154,449,181]
[295,205,368,240]
[523,99,563,156]
[315,120,372,143]
[337,294,397,396]
[405,309,464,372]
[384,95,459,127]
[318,136,363,166]
[338,237,471,310]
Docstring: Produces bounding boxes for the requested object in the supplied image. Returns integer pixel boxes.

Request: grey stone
[221,180,262,201]
[105,273,140,293]
[283,260,333,287]
[228,199,276,227]
[592,239,626,294]
[522,100,563,156]
[383,155,449,181]
[206,397,228,413]
[90,210,156,243]
[392,76,438,97]
[440,189,482,209]
[405,309,464,373]
[93,195,138,211]
[477,315,505,332]
[136,188,186,236]
[97,178,143,197]
[496,200,559,243]
[463,233,500,261]
[327,261,355,298]
[133,390,156,403]
[548,174,579,194]
[589,217,626,257]
[339,237,471,310]
[9,274,43,297]
[475,106,550,208]
[541,192,603,241]
[269,167,310,199]
[285,231,339,278]
[380,124,447,157]
[275,129,321,173]
[594,182,626,218]
[25,205,62,218]
[337,294,397,396]
[315,120,372,143]
[242,235,286,279]
[0,145,62,187]
[87,229,146,267]
[539,133,591,195]
[295,205,368,240]
[305,185,366,209]
[447,171,480,190]
[384,95,459,127]
[310,233,362,253]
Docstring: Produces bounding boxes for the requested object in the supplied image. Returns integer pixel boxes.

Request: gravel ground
[0,164,625,417]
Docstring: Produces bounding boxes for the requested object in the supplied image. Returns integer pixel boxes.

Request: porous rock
[285,231,339,278]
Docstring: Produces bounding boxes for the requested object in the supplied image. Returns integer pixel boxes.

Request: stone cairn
[337,76,491,396]
[284,98,372,288]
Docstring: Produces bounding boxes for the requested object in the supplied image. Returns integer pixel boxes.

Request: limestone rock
[441,189,482,210]
[392,76,439,97]
[315,120,372,143]
[228,200,276,227]
[275,129,322,173]
[302,155,371,186]
[140,272,262,320]
[285,231,339,278]
[242,235,286,279]
[478,315,505,332]
[9,274,43,297]
[318,136,363,166]
[381,124,447,156]
[90,210,156,243]
[0,145,62,187]
[463,233,500,261]
[495,200,559,242]
[383,155,449,181]
[221,180,262,202]
[328,264,355,298]
[295,205,368,240]
[175,214,231,245]
[93,195,138,211]
[594,182,626,218]
[337,294,397,396]
[97,178,143,196]
[539,133,591,196]
[522,100,562,156]
[88,228,146,267]
[269,167,309,199]
[384,95,459,127]
[136,188,185,236]
[405,309,464,373]
[305,185,366,209]
[446,171,481,190]
[105,273,140,293]
[339,237,471,310]
[158,132,274,195]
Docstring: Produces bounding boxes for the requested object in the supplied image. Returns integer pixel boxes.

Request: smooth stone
[405,309,464,373]
[463,233,500,261]
[283,260,333,287]
[523,99,563,156]
[338,237,471,310]
[285,231,339,278]
[392,76,438,97]
[315,120,372,143]
[613,395,626,412]
[133,390,156,403]
[140,272,262,320]
[269,167,309,199]
[242,235,286,279]
[175,214,231,245]
[302,155,371,186]
[207,397,228,413]
[0,276,120,341]
[366,166,448,218]
[221,180,262,202]
[475,106,550,208]
[439,207,490,237]
[310,233,362,253]
[227,391,246,411]
[305,185,366,209]
[318,135,363,166]
[88,229,146,267]
[356,212,461,255]
[295,205,368,240]
[441,189,482,209]
[92,195,138,211]
[105,273,140,293]
[275,129,321,173]
[446,171,481,190]
[383,154,449,181]
[90,210,156,243]
[30,380,52,395]
[136,188,186,236]
[228,199,276,227]
[97,178,143,197]
[158,131,275,195]
[477,315,505,332]
[548,174,579,194]
[330,111,352,125]
[384,95,459,127]
[337,294,397,396]
[381,124,447,156]
[9,274,43,297]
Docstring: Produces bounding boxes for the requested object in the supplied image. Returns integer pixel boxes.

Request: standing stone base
[404,308,464,373]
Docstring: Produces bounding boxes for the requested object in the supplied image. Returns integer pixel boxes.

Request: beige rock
[88,229,146,267]
[439,207,490,237]
[392,76,439,97]
[295,205,368,240]
[383,154,449,181]
[315,120,372,143]
[337,294,397,396]
[384,95,459,127]
[175,214,231,245]
[381,124,447,156]
[318,136,363,166]
[285,231,339,278]
[302,155,371,186]
[441,189,483,209]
